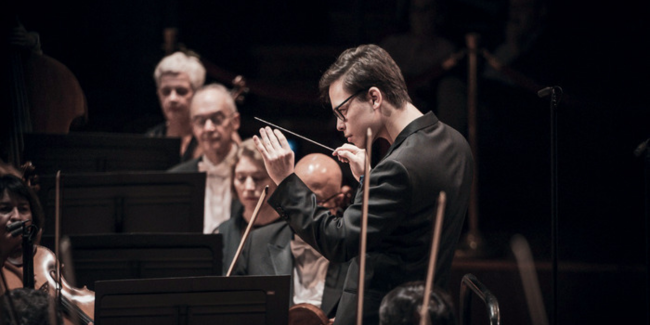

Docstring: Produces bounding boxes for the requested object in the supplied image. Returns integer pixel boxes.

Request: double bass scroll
[229,75,248,145]
[231,75,249,105]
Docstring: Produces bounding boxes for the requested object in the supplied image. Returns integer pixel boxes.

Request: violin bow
[356,128,372,325]
[511,234,549,325]
[54,171,62,306]
[226,186,269,276]
[419,191,447,325]
[50,170,63,322]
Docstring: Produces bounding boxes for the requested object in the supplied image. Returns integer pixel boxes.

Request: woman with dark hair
[0,174,92,325]
[0,173,43,268]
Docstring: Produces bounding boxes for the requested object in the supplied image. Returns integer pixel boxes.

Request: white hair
[194,83,238,113]
[154,52,206,90]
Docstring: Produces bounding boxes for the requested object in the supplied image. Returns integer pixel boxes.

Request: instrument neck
[21,224,39,289]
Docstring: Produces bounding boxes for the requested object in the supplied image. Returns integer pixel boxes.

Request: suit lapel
[268,243,293,275]
[321,262,343,317]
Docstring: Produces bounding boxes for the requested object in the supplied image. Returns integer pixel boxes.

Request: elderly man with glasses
[169,83,241,234]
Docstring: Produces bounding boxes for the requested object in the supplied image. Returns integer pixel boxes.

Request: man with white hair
[169,83,241,234]
[147,51,206,162]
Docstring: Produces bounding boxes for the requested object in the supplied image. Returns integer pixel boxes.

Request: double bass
[5,16,87,169]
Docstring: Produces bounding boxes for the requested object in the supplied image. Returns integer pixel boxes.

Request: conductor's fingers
[334,150,351,164]
[259,127,274,150]
[262,126,283,151]
[274,129,290,150]
[253,135,269,156]
[264,127,281,150]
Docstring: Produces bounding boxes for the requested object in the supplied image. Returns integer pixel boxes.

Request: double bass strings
[254,117,335,152]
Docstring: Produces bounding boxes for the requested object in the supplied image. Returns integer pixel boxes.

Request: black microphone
[7,220,30,237]
[537,86,554,98]
[634,138,649,157]
[537,86,563,98]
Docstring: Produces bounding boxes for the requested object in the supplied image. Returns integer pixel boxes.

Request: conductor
[254,44,473,324]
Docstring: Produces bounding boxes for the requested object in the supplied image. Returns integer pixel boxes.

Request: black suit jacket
[268,112,474,324]
[168,156,201,172]
[146,122,198,163]
[216,199,244,274]
[233,222,349,318]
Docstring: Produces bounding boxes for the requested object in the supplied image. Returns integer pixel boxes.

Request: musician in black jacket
[233,153,352,319]
[254,44,473,324]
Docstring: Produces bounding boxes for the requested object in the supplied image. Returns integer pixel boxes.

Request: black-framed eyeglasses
[192,112,233,128]
[317,191,343,208]
[332,89,366,122]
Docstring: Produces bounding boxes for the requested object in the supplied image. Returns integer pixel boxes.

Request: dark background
[4,0,648,323]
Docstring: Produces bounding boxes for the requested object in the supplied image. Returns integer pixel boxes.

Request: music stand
[94,275,290,325]
[37,171,206,236]
[23,132,181,174]
[39,233,222,291]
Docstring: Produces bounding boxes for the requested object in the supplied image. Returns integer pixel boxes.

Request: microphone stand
[634,137,650,325]
[646,144,650,325]
[538,86,562,325]
[644,142,650,322]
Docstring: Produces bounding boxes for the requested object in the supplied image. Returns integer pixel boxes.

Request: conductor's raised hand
[253,127,295,185]
[333,143,366,182]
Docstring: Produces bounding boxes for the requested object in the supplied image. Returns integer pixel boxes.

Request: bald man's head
[295,153,343,214]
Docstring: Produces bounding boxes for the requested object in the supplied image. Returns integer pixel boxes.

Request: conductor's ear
[368,87,382,109]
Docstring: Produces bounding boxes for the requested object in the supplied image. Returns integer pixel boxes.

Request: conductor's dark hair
[319,44,411,109]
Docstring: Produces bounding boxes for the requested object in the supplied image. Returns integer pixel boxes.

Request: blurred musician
[0,174,43,274]
[233,153,352,321]
[1,287,63,325]
[169,83,241,234]
[216,138,282,274]
[148,51,206,162]
[379,281,457,325]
